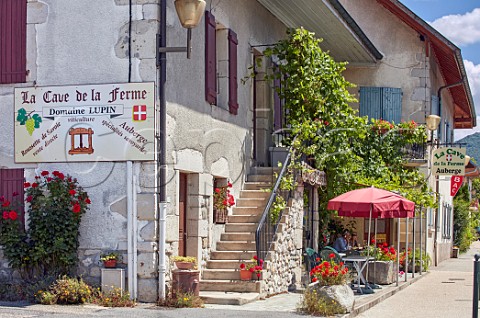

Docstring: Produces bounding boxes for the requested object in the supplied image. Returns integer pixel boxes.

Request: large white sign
[432,147,466,176]
[14,83,155,162]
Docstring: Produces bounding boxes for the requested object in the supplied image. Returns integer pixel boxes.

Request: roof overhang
[377,0,476,129]
[256,0,383,66]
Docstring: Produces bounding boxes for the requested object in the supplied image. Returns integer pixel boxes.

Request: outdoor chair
[319,246,343,264]
[305,247,320,271]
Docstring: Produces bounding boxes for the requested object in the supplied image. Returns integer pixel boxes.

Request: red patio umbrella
[327,186,415,288]
[327,186,415,219]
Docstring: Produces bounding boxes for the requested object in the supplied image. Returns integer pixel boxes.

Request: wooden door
[178,173,187,256]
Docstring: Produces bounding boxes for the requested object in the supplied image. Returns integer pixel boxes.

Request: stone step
[203,269,254,280]
[206,259,256,269]
[210,251,256,260]
[228,214,260,223]
[236,198,267,207]
[243,182,272,191]
[216,241,256,251]
[249,166,279,176]
[200,280,261,293]
[239,190,271,199]
[220,232,255,241]
[247,174,274,182]
[200,290,260,305]
[232,206,263,215]
[225,223,257,233]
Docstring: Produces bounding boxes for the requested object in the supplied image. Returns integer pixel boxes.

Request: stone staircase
[200,168,274,305]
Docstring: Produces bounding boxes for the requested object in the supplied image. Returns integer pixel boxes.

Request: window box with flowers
[361,242,398,285]
[100,252,120,268]
[371,118,394,134]
[239,255,263,281]
[305,253,354,313]
[213,180,235,224]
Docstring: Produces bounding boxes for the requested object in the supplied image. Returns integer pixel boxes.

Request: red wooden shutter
[205,11,217,105]
[0,0,27,84]
[0,169,25,224]
[228,29,238,115]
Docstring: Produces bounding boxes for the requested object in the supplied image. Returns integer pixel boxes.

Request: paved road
[0,242,478,318]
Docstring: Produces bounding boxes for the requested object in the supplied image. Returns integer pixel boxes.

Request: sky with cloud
[401,0,480,140]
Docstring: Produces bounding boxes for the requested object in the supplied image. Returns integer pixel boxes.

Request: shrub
[157,290,204,308]
[90,287,135,307]
[0,171,91,279]
[298,288,345,316]
[35,276,92,305]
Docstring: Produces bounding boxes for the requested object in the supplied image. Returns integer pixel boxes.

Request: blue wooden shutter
[382,87,402,123]
[0,0,27,84]
[205,11,217,105]
[360,87,401,122]
[228,29,238,115]
[359,87,382,120]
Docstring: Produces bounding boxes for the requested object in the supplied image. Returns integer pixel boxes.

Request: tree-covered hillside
[458,132,480,164]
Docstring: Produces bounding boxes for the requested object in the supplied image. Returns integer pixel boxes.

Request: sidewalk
[354,241,479,318]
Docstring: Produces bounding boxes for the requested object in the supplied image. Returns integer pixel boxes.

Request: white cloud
[430,8,480,46]
[454,60,480,140]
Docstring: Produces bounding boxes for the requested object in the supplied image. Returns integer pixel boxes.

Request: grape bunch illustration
[17,108,42,136]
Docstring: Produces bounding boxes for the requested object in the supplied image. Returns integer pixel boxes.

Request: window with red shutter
[0,169,25,224]
[228,30,238,115]
[205,11,217,105]
[0,0,27,84]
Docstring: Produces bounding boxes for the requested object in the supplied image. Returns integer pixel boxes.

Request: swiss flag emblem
[133,105,147,121]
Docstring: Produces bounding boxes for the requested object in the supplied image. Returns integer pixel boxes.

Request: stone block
[175,149,204,172]
[411,87,428,101]
[138,162,156,192]
[27,1,48,24]
[137,193,155,220]
[137,251,157,278]
[137,241,157,252]
[143,3,159,20]
[110,196,127,217]
[137,278,158,302]
[166,215,179,241]
[139,220,156,241]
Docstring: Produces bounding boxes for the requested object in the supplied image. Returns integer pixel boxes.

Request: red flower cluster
[377,242,397,261]
[372,119,394,133]
[239,255,264,278]
[310,254,349,286]
[2,210,18,221]
[213,181,235,210]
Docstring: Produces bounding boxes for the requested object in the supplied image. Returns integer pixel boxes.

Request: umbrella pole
[366,206,373,288]
[413,215,416,279]
[405,217,409,282]
[397,218,400,287]
[420,206,423,275]
[371,218,380,289]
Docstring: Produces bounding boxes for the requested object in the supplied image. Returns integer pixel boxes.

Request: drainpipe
[157,0,168,300]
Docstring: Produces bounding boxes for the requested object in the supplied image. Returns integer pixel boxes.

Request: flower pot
[362,261,397,285]
[103,259,117,268]
[452,247,459,258]
[214,208,228,224]
[175,261,195,270]
[239,269,252,281]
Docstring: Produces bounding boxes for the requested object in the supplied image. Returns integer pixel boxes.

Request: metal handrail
[255,142,295,262]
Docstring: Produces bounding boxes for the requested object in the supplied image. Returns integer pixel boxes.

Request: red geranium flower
[2,200,10,207]
[9,211,18,220]
[240,263,246,269]
[329,253,335,259]
[32,183,39,188]
[69,189,76,196]
[215,188,221,193]
[58,173,65,180]
[2,211,8,220]
[72,204,81,213]
[24,182,31,188]
[26,195,33,202]
[47,177,53,182]
[228,182,233,188]
[41,171,49,176]
[85,198,91,204]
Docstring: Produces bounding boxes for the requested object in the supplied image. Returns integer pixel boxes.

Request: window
[427,207,434,227]
[0,168,25,224]
[205,11,238,115]
[359,87,402,123]
[0,0,27,84]
[442,203,452,239]
[431,95,442,141]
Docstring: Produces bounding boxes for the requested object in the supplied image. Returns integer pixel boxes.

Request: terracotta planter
[175,261,195,270]
[103,259,117,268]
[239,269,252,281]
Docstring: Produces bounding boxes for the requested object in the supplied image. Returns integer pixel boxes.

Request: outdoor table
[343,255,375,294]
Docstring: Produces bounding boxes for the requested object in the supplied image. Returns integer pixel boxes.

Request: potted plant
[171,256,197,270]
[213,181,235,224]
[309,253,354,313]
[361,242,397,285]
[100,252,120,268]
[371,119,394,134]
[239,255,263,281]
